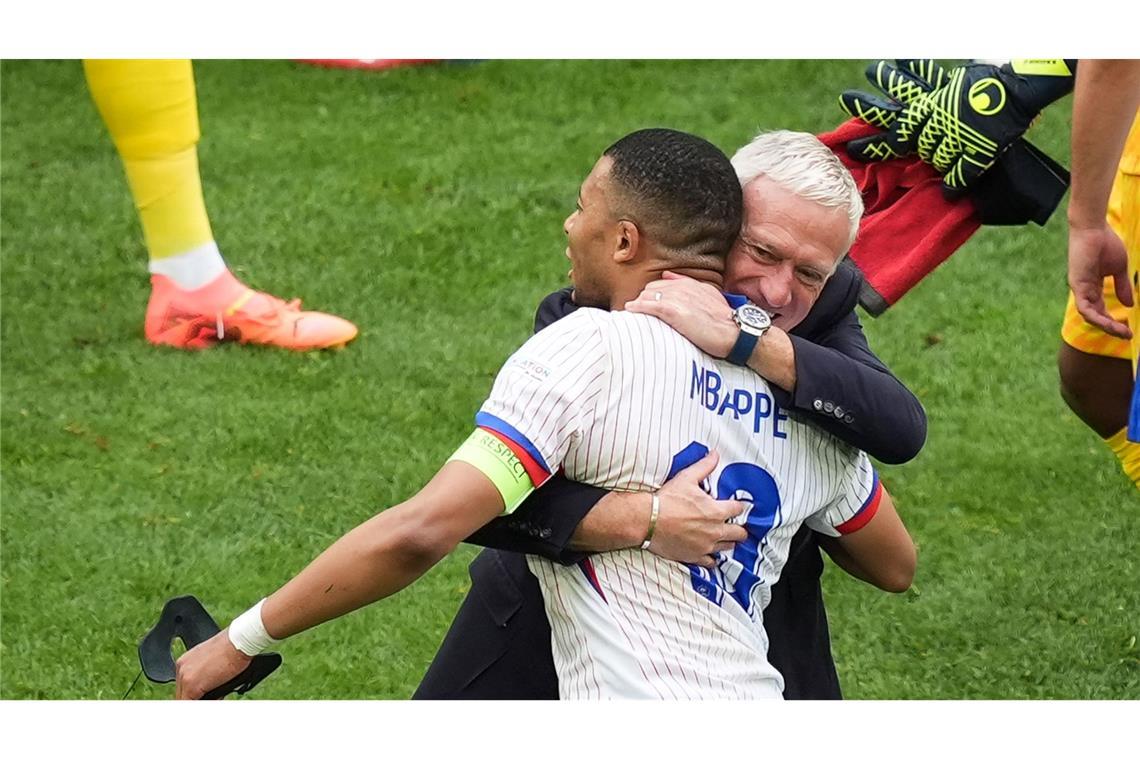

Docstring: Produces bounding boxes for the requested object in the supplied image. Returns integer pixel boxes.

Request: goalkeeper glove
[838,58,948,131]
[841,59,1076,195]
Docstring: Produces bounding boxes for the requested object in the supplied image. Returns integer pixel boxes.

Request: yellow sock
[1106,427,1140,490]
[83,59,214,261]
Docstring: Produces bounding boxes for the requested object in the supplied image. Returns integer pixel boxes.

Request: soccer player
[174,128,915,700]
[84,60,357,350]
[1063,61,1140,451]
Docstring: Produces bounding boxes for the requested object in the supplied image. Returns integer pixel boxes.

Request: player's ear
[613,220,641,264]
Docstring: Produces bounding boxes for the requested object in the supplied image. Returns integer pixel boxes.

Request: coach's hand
[174,628,252,700]
[649,450,747,568]
[627,271,737,359]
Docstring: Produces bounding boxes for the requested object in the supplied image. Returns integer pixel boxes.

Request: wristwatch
[726,302,772,366]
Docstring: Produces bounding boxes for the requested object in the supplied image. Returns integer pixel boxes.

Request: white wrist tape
[227,598,282,656]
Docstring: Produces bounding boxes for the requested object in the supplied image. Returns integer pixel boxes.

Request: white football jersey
[477,307,881,699]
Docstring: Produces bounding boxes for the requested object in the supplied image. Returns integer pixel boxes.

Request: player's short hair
[731,130,863,252]
[603,128,743,267]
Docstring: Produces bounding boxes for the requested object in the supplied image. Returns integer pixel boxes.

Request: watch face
[736,304,772,334]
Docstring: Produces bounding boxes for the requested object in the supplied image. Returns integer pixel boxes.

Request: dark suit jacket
[413,261,925,699]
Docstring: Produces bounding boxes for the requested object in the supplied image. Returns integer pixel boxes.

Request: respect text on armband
[690,361,789,439]
[477,430,530,484]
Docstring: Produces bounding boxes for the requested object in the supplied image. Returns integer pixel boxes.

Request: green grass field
[1,59,1136,700]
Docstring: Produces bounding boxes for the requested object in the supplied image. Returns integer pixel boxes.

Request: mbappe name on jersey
[690,360,789,439]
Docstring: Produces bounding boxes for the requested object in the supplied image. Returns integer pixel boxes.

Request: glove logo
[967,78,1007,116]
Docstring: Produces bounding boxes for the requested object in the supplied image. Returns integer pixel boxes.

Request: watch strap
[726,330,759,366]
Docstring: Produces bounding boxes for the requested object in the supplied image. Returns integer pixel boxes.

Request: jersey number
[666,441,781,615]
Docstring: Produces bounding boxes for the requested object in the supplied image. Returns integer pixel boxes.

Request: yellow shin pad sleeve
[83,59,213,259]
[1106,427,1140,490]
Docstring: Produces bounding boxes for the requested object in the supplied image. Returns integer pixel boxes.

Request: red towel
[295,60,439,70]
[817,120,981,315]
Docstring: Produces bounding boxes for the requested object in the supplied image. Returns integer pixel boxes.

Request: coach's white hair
[730,130,863,252]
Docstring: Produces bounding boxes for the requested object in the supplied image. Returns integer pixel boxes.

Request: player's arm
[807,460,915,593]
[817,486,915,593]
[175,433,539,699]
[1067,60,1140,338]
[259,461,507,638]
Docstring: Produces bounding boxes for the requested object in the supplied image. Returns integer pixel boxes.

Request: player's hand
[649,450,748,568]
[841,59,1075,195]
[1068,222,1134,339]
[174,628,252,700]
[626,272,737,359]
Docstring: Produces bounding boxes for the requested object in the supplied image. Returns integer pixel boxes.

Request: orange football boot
[145,271,358,350]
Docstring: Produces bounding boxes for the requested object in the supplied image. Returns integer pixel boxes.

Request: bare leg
[1057,342,1133,438]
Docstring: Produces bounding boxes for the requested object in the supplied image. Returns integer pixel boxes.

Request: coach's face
[723,176,849,331]
[563,156,628,308]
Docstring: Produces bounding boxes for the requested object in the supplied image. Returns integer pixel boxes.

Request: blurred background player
[842,58,1140,489]
[83,60,357,350]
[1063,61,1140,458]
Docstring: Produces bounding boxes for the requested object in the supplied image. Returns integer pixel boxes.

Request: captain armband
[447,428,537,514]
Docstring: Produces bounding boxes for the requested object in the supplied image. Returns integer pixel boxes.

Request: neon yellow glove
[841,59,1076,195]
